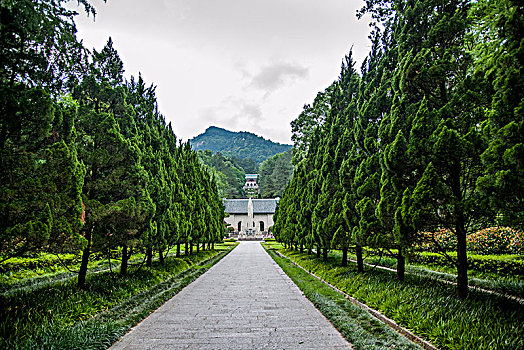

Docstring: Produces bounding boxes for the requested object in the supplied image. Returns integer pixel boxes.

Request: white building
[243,174,259,197]
[223,197,277,239]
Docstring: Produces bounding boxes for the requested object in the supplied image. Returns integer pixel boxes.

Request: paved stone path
[110,241,352,349]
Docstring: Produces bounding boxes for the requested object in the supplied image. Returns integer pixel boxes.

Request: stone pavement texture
[110,241,352,349]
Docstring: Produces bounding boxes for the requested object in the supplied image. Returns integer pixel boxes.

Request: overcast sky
[69,0,371,144]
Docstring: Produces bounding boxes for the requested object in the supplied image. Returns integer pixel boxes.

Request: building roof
[223,198,277,214]
[245,174,258,179]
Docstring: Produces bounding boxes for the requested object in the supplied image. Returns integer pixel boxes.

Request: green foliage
[273,247,524,350]
[197,150,245,198]
[0,87,86,262]
[329,247,524,299]
[0,253,77,275]
[0,0,226,289]
[279,0,523,298]
[291,86,334,165]
[472,0,524,230]
[410,252,524,278]
[258,150,293,198]
[275,51,360,261]
[190,126,291,164]
[0,248,232,349]
[264,246,421,350]
[230,156,259,174]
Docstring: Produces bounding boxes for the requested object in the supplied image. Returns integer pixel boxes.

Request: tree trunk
[196,242,200,253]
[356,245,364,273]
[322,247,328,261]
[396,246,405,281]
[212,242,215,250]
[146,246,153,267]
[176,243,181,257]
[190,242,193,254]
[307,246,312,255]
[456,223,468,299]
[78,228,92,289]
[452,162,468,299]
[158,248,165,265]
[316,245,321,258]
[120,244,128,275]
[207,242,211,250]
[341,247,348,267]
[300,244,304,254]
[185,242,189,255]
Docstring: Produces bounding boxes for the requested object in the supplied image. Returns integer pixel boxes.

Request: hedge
[410,252,524,276]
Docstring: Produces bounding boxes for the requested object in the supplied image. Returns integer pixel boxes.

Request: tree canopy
[0,0,226,288]
[273,0,523,299]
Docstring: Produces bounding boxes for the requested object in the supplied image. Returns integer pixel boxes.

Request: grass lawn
[263,243,421,349]
[0,242,237,349]
[264,241,524,350]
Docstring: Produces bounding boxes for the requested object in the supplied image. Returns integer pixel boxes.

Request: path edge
[271,249,438,350]
[108,244,238,349]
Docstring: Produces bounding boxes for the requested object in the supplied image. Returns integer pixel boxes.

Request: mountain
[197,150,245,198]
[190,126,292,164]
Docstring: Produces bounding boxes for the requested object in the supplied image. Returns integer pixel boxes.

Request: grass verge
[0,243,237,349]
[273,242,524,300]
[264,242,524,350]
[262,243,421,350]
[334,250,524,300]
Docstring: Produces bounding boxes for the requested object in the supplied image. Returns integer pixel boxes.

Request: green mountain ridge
[189,126,292,164]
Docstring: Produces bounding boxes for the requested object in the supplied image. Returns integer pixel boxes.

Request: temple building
[243,174,259,197]
[223,197,277,239]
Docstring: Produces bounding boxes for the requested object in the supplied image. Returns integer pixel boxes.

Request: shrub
[0,253,78,274]
[410,252,524,277]
[467,227,524,255]
[415,227,524,255]
[415,229,457,252]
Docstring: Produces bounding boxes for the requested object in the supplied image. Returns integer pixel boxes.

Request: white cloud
[248,62,309,93]
[68,0,371,144]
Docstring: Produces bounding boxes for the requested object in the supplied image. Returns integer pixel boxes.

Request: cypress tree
[474,0,524,230]
[0,0,90,261]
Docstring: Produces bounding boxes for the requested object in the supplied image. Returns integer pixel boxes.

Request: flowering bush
[509,230,524,255]
[414,229,457,252]
[467,227,524,255]
[414,227,523,255]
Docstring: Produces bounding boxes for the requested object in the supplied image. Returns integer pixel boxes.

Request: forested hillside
[274,0,523,300]
[197,149,294,199]
[258,150,293,198]
[193,128,294,199]
[197,150,245,198]
[0,0,225,289]
[190,126,291,163]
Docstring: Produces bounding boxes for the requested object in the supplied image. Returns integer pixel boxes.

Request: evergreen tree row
[0,0,226,288]
[274,0,523,299]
